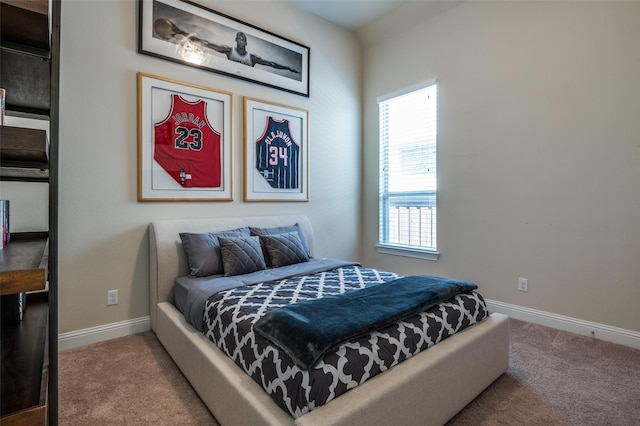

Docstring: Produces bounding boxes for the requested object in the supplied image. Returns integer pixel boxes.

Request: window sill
[375,244,440,261]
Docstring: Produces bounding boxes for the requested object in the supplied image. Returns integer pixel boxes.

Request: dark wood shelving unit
[0,0,59,424]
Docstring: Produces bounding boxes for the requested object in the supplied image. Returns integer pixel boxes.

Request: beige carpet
[59,319,640,425]
[59,331,217,425]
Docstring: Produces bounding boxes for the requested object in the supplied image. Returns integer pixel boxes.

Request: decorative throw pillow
[259,232,310,268]
[218,236,267,277]
[249,223,311,266]
[180,227,250,277]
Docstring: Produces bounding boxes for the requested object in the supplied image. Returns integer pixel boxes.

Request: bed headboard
[148,215,314,331]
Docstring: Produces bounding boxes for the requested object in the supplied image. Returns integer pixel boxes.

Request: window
[377,81,439,260]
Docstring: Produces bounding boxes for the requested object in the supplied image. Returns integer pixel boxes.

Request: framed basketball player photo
[243,97,308,202]
[138,0,310,97]
[137,72,233,201]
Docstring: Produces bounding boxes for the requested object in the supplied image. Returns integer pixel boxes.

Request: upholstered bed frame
[149,215,510,426]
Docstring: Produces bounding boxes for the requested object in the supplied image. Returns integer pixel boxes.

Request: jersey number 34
[269,146,288,166]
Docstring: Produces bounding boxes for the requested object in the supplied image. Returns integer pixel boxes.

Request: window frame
[376,80,440,261]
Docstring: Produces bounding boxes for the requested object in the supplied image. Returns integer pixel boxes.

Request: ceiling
[0,1,410,33]
[0,0,405,33]
[287,0,409,31]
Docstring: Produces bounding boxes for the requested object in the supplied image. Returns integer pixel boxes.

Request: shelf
[0,125,50,168]
[0,48,51,116]
[0,125,50,182]
[0,1,51,116]
[0,291,48,424]
[0,166,49,182]
[0,2,50,53]
[0,233,48,296]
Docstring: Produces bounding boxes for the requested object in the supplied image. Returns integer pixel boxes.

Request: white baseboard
[58,316,151,351]
[486,299,640,350]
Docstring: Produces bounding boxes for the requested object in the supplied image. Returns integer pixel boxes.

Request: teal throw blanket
[253,275,478,370]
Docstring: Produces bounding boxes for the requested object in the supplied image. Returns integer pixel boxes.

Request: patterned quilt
[203,265,488,418]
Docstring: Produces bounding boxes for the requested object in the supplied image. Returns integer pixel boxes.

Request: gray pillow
[219,236,267,277]
[180,227,250,277]
[259,232,310,268]
[249,223,311,266]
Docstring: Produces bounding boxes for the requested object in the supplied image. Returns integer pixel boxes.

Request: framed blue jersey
[244,97,308,201]
[255,117,300,189]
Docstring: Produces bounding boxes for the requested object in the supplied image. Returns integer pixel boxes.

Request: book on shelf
[1,199,9,249]
[18,291,26,321]
[0,88,5,125]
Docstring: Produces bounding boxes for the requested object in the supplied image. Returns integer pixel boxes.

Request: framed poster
[137,72,233,201]
[244,97,308,202]
[138,0,310,97]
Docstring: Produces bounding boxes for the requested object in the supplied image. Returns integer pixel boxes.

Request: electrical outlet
[518,278,528,292]
[107,289,119,305]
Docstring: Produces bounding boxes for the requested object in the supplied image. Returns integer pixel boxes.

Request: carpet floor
[58,318,640,425]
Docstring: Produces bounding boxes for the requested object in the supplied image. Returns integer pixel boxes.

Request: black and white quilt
[203,265,488,418]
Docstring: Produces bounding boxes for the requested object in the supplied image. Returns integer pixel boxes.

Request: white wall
[58,0,361,333]
[0,116,49,233]
[360,1,640,332]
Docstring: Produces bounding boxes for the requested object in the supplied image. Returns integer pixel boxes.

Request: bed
[149,215,509,426]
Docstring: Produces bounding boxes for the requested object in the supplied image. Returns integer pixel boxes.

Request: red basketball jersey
[154,94,221,188]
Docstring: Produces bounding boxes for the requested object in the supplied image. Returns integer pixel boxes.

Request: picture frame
[138,0,310,97]
[244,97,308,202]
[137,72,232,201]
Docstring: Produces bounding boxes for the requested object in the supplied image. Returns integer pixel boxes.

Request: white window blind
[378,82,438,258]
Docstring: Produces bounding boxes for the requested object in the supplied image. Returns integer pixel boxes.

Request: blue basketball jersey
[255,117,300,189]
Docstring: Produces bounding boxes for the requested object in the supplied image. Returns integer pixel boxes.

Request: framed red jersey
[138,73,233,201]
[154,94,222,188]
